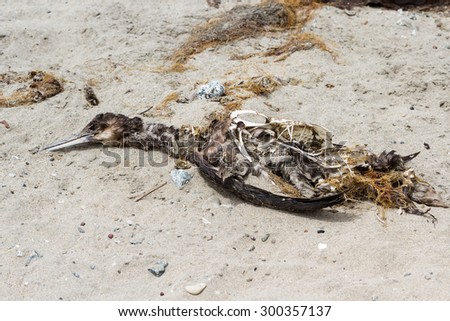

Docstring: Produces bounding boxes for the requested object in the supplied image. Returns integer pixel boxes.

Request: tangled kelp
[219,74,285,110]
[0,71,63,107]
[232,32,335,61]
[170,2,309,70]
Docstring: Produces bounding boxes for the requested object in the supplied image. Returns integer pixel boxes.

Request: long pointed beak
[41,133,97,152]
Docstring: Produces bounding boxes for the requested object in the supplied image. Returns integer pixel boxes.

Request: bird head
[42,113,143,151]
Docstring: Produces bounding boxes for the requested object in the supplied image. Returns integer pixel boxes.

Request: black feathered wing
[195,159,345,212]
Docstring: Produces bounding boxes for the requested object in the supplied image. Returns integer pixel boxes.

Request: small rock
[90,264,96,270]
[148,260,168,277]
[404,272,411,277]
[25,250,42,267]
[249,245,255,252]
[423,142,430,150]
[16,250,24,257]
[317,228,325,234]
[108,233,114,239]
[170,169,193,189]
[197,80,225,99]
[72,272,80,278]
[8,173,16,178]
[77,227,85,233]
[261,233,270,242]
[185,283,207,295]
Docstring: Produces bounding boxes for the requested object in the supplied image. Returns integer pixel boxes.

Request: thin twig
[129,181,167,202]
[138,106,153,115]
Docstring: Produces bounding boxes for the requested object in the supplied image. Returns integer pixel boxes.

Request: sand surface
[1,0,449,300]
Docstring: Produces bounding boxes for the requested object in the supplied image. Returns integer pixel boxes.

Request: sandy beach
[1,0,449,300]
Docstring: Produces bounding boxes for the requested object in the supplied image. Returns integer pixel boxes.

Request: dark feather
[195,156,345,212]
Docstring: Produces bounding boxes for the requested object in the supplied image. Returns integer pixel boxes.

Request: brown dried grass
[143,91,179,118]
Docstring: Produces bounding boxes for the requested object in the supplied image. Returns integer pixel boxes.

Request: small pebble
[170,169,193,189]
[148,260,168,277]
[160,292,164,297]
[25,250,42,267]
[80,222,85,226]
[423,142,430,150]
[78,227,85,233]
[197,80,225,99]
[8,173,16,178]
[90,265,96,270]
[261,233,270,242]
[249,245,255,252]
[108,233,114,239]
[185,283,207,295]
[72,272,80,278]
[317,228,325,234]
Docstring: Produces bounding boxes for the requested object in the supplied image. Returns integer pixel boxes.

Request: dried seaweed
[0,71,63,107]
[264,33,336,61]
[219,74,285,111]
[143,91,179,118]
[170,2,298,69]
[325,160,447,220]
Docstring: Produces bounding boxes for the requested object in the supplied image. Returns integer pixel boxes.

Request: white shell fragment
[185,283,207,295]
[318,243,327,250]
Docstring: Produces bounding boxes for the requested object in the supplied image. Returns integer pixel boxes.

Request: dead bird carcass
[41,110,447,219]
